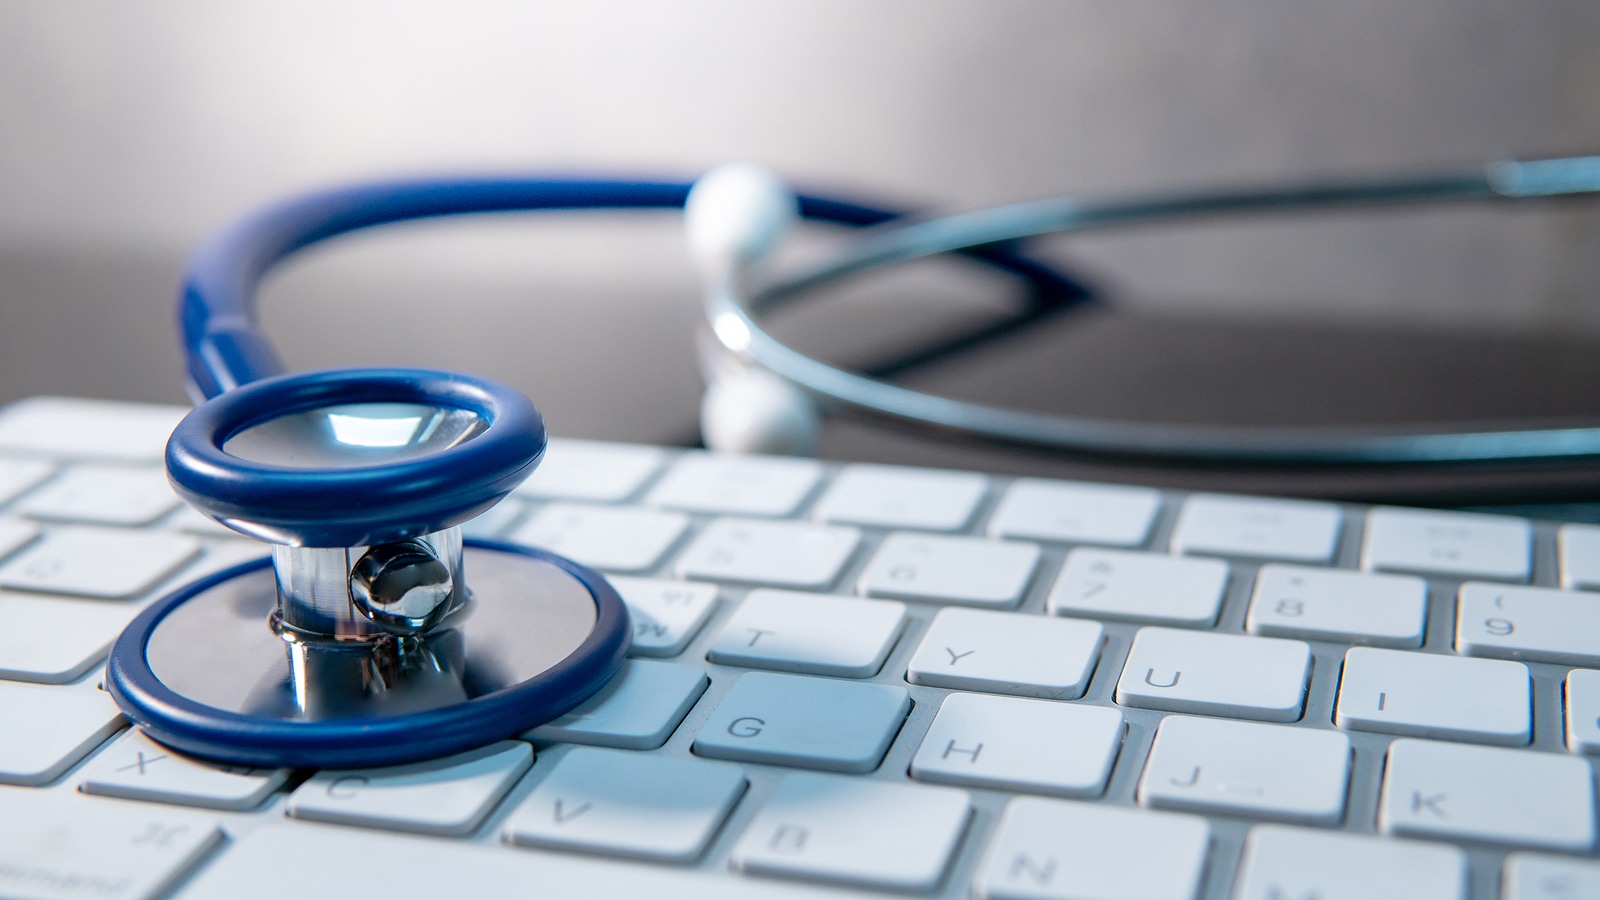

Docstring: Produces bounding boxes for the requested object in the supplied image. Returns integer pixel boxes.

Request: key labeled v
[552,799,593,824]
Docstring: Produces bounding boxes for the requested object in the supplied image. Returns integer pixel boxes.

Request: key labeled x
[116,751,168,776]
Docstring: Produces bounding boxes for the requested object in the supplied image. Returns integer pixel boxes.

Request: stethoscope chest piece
[107,367,629,769]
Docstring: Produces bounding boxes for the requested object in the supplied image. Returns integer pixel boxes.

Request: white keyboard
[1,396,1598,900]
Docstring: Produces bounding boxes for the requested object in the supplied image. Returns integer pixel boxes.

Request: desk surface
[815,309,1600,509]
[5,246,1600,509]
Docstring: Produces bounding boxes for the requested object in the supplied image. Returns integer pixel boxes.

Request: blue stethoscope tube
[172,176,1084,544]
[179,176,1089,400]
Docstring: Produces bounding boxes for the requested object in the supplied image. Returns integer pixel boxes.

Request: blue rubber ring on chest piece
[166,367,545,547]
[105,540,630,770]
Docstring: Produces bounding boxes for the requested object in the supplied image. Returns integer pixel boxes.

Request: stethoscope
[105,174,1073,769]
[106,156,1600,770]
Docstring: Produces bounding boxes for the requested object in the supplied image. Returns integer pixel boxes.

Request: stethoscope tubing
[179,176,1087,401]
[177,158,1600,469]
[719,156,1600,466]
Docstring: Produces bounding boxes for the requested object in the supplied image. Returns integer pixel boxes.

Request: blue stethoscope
[105,171,1076,769]
[107,156,1600,770]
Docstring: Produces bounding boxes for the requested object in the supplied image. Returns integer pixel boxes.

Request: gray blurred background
[2,0,1599,477]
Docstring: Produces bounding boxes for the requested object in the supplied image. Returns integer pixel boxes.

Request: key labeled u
[1144,668,1180,688]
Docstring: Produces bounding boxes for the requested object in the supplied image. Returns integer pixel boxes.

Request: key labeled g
[728,716,765,737]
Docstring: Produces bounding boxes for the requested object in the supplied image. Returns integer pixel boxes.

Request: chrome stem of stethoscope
[697,155,1600,465]
[269,527,470,719]
[272,529,464,640]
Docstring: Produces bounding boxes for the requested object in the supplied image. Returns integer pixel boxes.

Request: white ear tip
[685,163,799,274]
[700,369,820,457]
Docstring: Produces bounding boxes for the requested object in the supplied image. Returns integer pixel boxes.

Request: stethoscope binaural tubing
[709,155,1600,466]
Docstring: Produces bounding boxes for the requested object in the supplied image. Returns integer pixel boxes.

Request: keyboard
[0,395,1597,900]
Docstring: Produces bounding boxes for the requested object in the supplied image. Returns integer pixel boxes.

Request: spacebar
[180,823,882,899]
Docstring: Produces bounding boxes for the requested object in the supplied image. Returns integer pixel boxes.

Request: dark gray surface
[5,241,1600,506]
[815,308,1600,505]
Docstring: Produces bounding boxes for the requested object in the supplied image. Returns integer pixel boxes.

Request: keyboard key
[0,517,39,560]
[505,747,747,863]
[458,497,524,539]
[515,438,666,502]
[286,741,532,837]
[676,518,859,590]
[14,465,179,526]
[1558,523,1600,590]
[905,607,1102,700]
[1456,582,1600,667]
[0,526,201,599]
[986,478,1161,547]
[1136,715,1350,825]
[1362,507,1531,581]
[0,791,223,900]
[811,463,986,531]
[731,772,970,893]
[910,693,1123,798]
[1246,564,1428,648]
[972,797,1209,900]
[647,453,821,517]
[1115,627,1310,722]
[693,672,910,773]
[510,502,687,573]
[0,398,185,463]
[708,589,906,677]
[1047,548,1228,627]
[0,457,54,505]
[608,576,719,657]
[0,592,144,683]
[1170,493,1342,562]
[1233,824,1466,900]
[1503,853,1600,900]
[856,533,1039,608]
[176,540,271,584]
[187,824,888,900]
[78,728,286,811]
[1334,646,1531,745]
[161,503,244,538]
[528,660,707,750]
[1378,738,1595,851]
[0,682,124,785]
[1565,668,1600,754]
